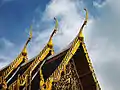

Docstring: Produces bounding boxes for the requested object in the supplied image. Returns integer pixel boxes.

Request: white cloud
[107,0,120,15]
[0,38,16,68]
[93,1,107,8]
[0,38,14,50]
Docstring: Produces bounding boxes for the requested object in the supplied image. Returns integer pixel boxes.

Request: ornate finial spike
[49,17,59,39]
[54,17,58,31]
[22,25,32,57]
[29,25,32,39]
[79,8,88,38]
[84,8,88,25]
[48,17,59,48]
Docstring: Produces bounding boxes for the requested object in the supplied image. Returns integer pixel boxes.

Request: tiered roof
[0,9,101,90]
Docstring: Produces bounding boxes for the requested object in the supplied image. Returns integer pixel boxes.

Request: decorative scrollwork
[52,61,82,90]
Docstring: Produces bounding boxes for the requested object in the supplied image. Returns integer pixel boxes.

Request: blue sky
[0,0,50,43]
[0,0,120,90]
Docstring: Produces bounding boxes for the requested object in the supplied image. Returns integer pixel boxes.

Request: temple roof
[4,9,101,90]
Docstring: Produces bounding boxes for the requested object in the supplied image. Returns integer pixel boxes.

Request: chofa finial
[48,17,59,46]
[22,25,33,57]
[78,8,88,39]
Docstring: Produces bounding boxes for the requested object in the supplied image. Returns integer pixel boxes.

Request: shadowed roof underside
[42,43,99,90]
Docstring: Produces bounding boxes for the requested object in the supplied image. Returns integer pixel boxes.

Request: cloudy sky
[0,0,120,89]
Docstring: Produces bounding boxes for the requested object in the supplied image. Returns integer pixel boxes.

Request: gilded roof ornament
[79,8,88,38]
[29,25,32,39]
[48,17,58,49]
[22,25,32,56]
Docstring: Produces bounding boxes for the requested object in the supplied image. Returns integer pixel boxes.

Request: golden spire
[22,25,32,57]
[47,17,58,49]
[79,8,88,38]
[29,25,32,39]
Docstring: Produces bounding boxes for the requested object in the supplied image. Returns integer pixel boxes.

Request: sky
[0,0,120,90]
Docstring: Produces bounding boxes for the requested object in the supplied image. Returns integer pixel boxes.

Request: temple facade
[0,9,101,90]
